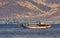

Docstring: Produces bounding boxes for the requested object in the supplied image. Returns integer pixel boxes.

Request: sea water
[0,24,60,38]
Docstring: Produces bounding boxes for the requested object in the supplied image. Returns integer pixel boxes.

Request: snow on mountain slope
[0,0,60,23]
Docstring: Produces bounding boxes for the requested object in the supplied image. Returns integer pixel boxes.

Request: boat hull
[26,25,51,29]
[17,23,51,29]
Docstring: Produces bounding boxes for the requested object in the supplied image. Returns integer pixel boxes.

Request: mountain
[0,0,60,23]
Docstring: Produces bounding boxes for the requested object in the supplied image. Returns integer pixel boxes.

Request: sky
[0,0,60,22]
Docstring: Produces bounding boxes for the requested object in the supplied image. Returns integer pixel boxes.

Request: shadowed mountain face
[0,0,60,22]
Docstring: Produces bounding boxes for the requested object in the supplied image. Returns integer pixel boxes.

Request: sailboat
[17,13,51,29]
[17,21,51,29]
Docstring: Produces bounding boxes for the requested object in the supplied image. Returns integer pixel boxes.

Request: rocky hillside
[0,0,60,22]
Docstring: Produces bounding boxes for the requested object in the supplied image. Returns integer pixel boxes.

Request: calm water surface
[0,24,60,38]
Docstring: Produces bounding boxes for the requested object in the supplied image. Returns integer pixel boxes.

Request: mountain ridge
[0,0,60,22]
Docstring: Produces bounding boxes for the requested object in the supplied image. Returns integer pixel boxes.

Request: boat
[17,12,51,29]
[18,22,51,29]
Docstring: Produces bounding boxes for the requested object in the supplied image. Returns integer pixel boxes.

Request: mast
[29,12,33,24]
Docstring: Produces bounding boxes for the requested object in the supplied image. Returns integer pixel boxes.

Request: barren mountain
[0,0,60,22]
